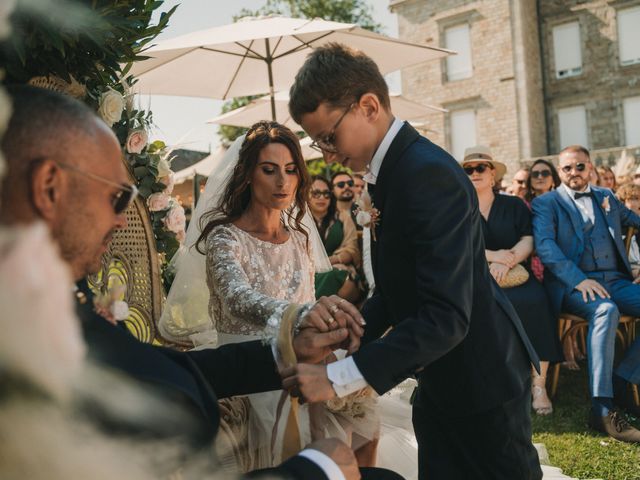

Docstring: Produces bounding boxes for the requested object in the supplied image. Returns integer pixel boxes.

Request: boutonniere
[602,196,611,214]
[93,284,129,325]
[354,190,381,240]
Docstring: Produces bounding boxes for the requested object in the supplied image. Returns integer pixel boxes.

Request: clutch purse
[490,262,529,288]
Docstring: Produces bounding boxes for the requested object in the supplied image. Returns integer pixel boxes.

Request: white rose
[164,205,186,234]
[156,157,172,178]
[356,210,372,227]
[160,172,175,195]
[147,193,171,212]
[110,300,130,321]
[125,129,148,154]
[98,89,124,126]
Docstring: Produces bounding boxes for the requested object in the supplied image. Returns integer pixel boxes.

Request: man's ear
[31,159,63,222]
[358,93,381,121]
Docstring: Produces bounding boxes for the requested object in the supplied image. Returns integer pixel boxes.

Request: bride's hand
[302,296,365,354]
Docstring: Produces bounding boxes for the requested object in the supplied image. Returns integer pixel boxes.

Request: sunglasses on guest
[463,164,493,175]
[560,163,587,174]
[531,170,552,179]
[333,180,354,188]
[57,161,138,214]
[310,189,331,199]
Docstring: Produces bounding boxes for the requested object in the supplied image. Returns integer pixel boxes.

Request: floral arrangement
[354,190,381,240]
[326,386,376,419]
[602,195,611,214]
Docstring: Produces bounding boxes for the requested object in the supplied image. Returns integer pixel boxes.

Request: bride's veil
[159,134,331,344]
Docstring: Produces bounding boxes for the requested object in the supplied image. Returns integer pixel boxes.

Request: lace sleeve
[206,226,290,336]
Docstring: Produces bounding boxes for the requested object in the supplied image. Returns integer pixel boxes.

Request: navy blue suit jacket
[352,123,538,416]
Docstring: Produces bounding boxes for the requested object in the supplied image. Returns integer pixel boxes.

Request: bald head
[1,85,128,279]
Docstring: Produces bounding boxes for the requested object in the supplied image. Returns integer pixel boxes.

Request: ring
[338,299,346,305]
[325,316,335,325]
[329,304,339,314]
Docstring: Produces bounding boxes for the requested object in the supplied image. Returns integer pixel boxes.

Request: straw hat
[461,145,507,182]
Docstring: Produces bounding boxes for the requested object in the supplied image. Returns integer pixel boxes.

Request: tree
[218,0,382,145]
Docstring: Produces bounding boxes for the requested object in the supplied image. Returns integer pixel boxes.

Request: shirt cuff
[297,449,345,480]
[327,356,369,397]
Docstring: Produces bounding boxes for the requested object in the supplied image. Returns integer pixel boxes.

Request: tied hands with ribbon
[283,295,366,406]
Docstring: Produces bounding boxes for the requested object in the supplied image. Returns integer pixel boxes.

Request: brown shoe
[589,410,640,443]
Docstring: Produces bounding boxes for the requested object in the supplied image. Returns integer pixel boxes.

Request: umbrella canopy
[130,16,453,118]
[207,91,447,131]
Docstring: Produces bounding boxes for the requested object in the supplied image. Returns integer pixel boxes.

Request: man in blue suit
[532,145,640,442]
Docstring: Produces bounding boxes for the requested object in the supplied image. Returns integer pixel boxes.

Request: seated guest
[532,145,640,442]
[332,171,356,215]
[352,173,366,201]
[463,146,562,416]
[507,168,529,199]
[0,85,401,480]
[309,176,362,302]
[597,165,617,192]
[524,159,561,283]
[616,183,640,277]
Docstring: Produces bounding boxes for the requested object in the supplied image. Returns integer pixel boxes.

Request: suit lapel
[556,187,586,241]
[592,188,628,263]
[370,122,420,279]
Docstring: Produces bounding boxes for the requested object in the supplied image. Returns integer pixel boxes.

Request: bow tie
[574,191,593,200]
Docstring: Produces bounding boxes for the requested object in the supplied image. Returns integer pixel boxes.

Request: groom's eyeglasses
[463,164,492,175]
[310,103,356,154]
[310,189,331,199]
[56,161,138,214]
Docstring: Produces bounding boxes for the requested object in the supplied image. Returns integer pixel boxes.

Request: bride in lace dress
[161,122,375,472]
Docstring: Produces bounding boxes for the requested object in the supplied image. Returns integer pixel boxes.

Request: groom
[284,44,542,479]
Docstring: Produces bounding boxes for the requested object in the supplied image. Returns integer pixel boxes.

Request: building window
[618,6,640,66]
[557,106,588,148]
[445,24,472,81]
[624,96,640,146]
[450,109,477,160]
[552,22,582,79]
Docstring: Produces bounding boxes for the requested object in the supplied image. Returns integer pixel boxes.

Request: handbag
[489,262,529,288]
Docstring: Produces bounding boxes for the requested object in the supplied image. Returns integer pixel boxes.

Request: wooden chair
[548,227,640,405]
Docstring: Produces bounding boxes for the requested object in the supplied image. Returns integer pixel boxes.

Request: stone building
[390,0,640,173]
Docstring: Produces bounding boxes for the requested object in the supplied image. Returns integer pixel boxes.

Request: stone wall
[538,0,640,153]
[391,0,547,174]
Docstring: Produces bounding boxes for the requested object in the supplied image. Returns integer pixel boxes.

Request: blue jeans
[563,271,640,397]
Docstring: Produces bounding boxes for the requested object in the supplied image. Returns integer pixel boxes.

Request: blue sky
[141,0,399,152]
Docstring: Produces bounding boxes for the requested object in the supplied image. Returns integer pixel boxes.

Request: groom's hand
[293,327,349,364]
[281,364,336,403]
[302,295,365,354]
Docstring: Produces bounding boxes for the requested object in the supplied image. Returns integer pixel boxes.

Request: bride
[160,121,374,472]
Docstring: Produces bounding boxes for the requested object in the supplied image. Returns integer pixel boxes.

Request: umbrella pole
[265,38,277,121]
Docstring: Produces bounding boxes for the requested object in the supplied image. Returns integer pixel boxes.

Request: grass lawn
[532,366,640,480]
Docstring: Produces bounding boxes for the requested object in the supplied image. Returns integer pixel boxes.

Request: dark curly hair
[196,121,310,254]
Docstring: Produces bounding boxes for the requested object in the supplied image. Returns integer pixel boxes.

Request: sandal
[532,376,553,416]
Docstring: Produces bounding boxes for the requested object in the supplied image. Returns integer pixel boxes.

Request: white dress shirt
[327,117,405,397]
[561,183,595,224]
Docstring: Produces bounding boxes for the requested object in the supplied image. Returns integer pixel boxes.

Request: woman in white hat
[462,146,563,416]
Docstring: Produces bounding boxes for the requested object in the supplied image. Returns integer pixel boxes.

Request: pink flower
[125,129,148,154]
[176,229,186,244]
[164,205,186,234]
[147,193,171,212]
[160,172,175,195]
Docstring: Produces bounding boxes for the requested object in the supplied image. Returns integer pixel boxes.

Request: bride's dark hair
[196,121,311,254]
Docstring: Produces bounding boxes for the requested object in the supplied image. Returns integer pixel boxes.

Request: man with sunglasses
[331,171,356,214]
[532,145,640,442]
[0,85,403,480]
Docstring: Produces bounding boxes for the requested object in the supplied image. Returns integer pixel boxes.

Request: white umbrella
[130,15,453,119]
[207,91,447,131]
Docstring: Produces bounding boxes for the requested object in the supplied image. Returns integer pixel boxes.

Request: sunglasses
[531,170,552,179]
[334,180,354,189]
[560,163,587,174]
[57,161,138,214]
[463,164,493,175]
[309,102,356,154]
[310,190,331,199]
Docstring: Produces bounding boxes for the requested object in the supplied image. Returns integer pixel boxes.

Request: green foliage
[1,0,177,91]
[306,158,351,179]
[218,0,382,145]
